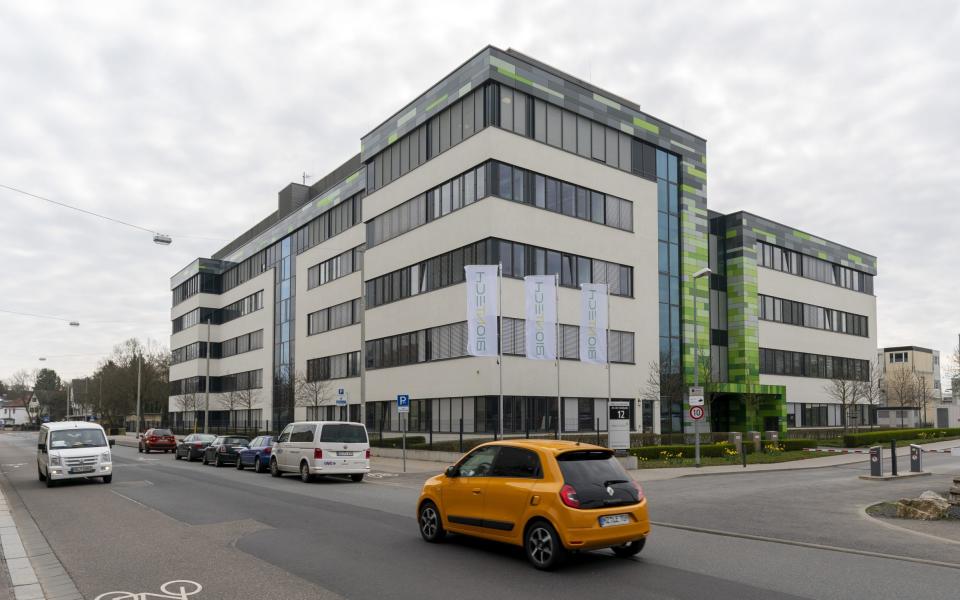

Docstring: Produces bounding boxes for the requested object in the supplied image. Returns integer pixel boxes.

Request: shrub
[370,436,426,448]
[779,439,818,452]
[841,428,960,447]
[630,443,727,459]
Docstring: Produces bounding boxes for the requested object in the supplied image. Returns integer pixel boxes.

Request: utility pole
[136,352,142,436]
[204,317,211,433]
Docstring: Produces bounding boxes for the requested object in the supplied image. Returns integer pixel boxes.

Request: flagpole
[555,274,561,440]
[606,286,612,429]
[498,262,504,441]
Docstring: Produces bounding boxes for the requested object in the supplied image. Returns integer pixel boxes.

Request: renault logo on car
[606,486,615,496]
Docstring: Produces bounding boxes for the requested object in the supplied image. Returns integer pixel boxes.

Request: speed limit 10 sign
[689,405,705,421]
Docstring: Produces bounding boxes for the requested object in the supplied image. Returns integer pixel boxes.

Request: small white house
[875,406,921,429]
[0,394,33,427]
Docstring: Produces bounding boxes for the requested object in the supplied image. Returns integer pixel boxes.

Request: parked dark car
[236,435,275,473]
[139,428,176,453]
[203,436,250,467]
[174,433,217,462]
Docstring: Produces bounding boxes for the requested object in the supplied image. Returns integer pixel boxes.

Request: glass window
[561,183,575,216]
[576,188,589,220]
[562,110,577,153]
[545,178,559,212]
[534,174,546,208]
[492,446,541,478]
[513,91,527,135]
[591,191,605,224]
[546,251,561,277]
[591,123,605,161]
[534,99,546,143]
[457,446,499,477]
[546,105,562,147]
[576,116,591,157]
[500,87,513,132]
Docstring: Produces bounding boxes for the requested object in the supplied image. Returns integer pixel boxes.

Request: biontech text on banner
[465,265,499,357]
[524,275,557,360]
[580,283,608,364]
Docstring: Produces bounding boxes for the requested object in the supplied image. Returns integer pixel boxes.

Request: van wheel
[254,456,264,473]
[611,538,646,557]
[38,467,46,482]
[350,473,364,482]
[45,474,55,488]
[270,458,282,477]
[300,462,312,483]
[102,475,113,484]
[525,520,565,570]
[418,502,445,543]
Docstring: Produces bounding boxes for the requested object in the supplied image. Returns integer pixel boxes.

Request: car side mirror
[109,439,116,447]
[444,465,460,478]
[37,443,46,453]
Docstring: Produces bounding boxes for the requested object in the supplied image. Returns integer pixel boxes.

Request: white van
[270,421,370,483]
[37,421,115,487]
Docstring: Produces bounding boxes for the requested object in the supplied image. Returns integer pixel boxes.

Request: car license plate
[336,451,353,456]
[69,467,95,474]
[600,514,630,527]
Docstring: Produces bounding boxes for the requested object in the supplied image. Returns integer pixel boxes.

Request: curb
[0,481,82,600]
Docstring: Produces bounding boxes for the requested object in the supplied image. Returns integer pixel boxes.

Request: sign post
[689,386,704,467]
[608,401,630,451]
[336,388,348,421]
[910,444,922,473]
[397,394,409,473]
[869,446,882,477]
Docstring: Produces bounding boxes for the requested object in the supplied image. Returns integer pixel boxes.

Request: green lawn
[634,450,833,469]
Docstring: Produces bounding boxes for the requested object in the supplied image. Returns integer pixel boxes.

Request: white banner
[524,275,557,360]
[580,283,608,364]
[465,265,499,357]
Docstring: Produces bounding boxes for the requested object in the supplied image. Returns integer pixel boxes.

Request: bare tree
[7,369,37,394]
[233,388,261,432]
[174,391,200,430]
[886,365,915,427]
[218,391,243,430]
[913,372,932,427]
[823,377,863,435]
[295,370,332,420]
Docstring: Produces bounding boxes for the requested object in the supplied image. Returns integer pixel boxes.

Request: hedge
[370,436,426,449]
[779,439,818,452]
[842,428,960,447]
[631,444,728,459]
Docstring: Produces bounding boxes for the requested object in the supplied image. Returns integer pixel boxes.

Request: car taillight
[314,449,323,460]
[194,442,203,447]
[263,447,271,454]
[559,484,581,509]
[365,449,371,459]
[632,481,645,501]
[149,437,158,442]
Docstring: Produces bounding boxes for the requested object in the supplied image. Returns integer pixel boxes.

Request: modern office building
[168,46,878,436]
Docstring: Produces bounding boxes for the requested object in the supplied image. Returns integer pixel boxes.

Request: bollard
[596,418,601,446]
[910,444,922,473]
[429,426,433,451]
[869,446,882,477]
[741,445,748,468]
[890,440,898,477]
[458,418,463,454]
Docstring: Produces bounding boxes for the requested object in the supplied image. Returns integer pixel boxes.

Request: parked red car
[139,428,176,453]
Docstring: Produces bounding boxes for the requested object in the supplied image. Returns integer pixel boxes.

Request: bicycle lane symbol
[95,579,202,600]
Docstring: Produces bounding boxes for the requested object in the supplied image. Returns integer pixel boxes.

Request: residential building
[168,46,878,436]
[0,393,33,427]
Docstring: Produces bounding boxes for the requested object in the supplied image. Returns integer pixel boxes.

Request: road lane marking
[95,579,203,599]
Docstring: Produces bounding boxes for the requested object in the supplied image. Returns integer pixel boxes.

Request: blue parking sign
[397,394,410,413]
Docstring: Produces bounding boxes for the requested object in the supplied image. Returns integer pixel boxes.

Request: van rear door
[317,423,368,468]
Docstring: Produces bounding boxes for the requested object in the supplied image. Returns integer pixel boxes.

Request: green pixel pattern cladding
[725,244,760,385]
[680,194,709,384]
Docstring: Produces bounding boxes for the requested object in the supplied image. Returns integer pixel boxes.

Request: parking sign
[397,394,410,413]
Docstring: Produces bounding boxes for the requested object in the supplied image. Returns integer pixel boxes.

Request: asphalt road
[1,432,958,600]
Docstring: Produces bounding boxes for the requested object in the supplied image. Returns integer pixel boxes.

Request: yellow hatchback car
[416,440,649,570]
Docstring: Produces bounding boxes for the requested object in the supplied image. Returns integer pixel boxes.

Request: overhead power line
[0,308,75,323]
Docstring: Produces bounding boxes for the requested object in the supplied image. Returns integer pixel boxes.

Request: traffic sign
[689,386,704,407]
[607,401,630,451]
[397,394,410,413]
[336,388,348,406]
[689,406,705,421]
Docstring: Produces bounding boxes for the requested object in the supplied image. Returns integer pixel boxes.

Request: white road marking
[94,579,203,599]
[366,472,399,479]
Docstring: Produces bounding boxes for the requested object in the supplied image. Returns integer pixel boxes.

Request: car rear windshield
[152,429,172,436]
[319,424,368,444]
[556,450,640,509]
[49,429,107,449]
[223,437,249,446]
[196,434,216,442]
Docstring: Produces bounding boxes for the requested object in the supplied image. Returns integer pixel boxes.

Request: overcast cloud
[1,1,958,385]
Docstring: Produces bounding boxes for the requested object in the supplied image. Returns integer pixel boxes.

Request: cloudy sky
[1,1,958,387]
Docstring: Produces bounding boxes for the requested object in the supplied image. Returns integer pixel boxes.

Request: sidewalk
[629,438,960,482]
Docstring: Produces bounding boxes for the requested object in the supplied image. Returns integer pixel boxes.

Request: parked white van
[37,421,115,487]
[270,421,370,483]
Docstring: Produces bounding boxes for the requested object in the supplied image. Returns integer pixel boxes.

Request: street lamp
[692,267,713,468]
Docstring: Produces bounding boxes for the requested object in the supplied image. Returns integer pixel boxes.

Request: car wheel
[418,502,445,543]
[174,451,181,460]
[254,456,264,473]
[202,454,208,465]
[102,475,113,484]
[38,466,46,482]
[138,445,143,453]
[300,462,312,483]
[525,521,565,571]
[187,452,196,462]
[144,447,150,454]
[236,457,244,470]
[215,455,223,467]
[270,458,282,477]
[350,473,364,482]
[611,538,646,558]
